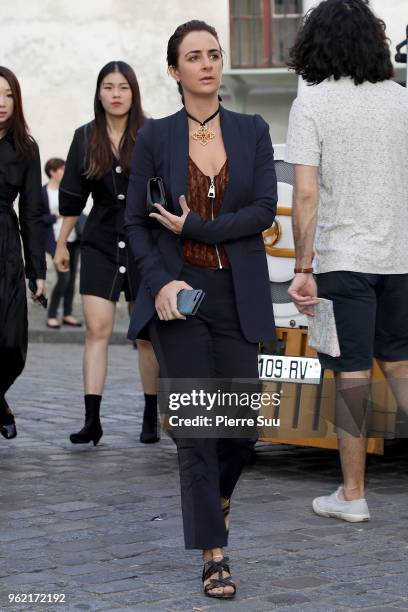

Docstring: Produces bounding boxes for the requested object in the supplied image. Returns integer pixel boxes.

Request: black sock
[144,394,157,412]
[84,394,102,416]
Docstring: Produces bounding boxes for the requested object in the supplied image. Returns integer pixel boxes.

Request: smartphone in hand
[176,289,205,316]
[28,280,48,309]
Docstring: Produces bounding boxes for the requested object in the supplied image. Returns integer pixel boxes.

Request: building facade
[1,0,406,166]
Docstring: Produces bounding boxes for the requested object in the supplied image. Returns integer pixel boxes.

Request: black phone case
[177,289,205,316]
[146,177,167,216]
[28,279,48,309]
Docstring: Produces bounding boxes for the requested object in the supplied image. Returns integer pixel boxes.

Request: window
[230,0,303,68]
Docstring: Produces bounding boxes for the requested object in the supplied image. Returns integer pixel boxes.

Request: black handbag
[146,177,167,216]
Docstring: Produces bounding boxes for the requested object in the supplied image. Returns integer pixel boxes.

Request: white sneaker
[312,486,370,522]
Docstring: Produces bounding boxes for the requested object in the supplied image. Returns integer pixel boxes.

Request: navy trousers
[149,264,259,549]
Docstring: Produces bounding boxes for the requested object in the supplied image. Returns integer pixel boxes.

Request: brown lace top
[183,157,231,269]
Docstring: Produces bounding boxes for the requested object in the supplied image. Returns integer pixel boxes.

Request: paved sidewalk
[1,343,408,611]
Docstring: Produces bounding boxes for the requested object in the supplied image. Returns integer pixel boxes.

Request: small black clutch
[146,177,167,216]
[177,289,205,316]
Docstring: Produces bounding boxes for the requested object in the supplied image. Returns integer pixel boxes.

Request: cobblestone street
[1,342,408,611]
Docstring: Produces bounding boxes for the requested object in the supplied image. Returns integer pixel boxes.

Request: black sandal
[202,557,236,599]
[221,498,230,534]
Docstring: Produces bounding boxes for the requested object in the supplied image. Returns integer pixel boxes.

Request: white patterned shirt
[285,77,408,274]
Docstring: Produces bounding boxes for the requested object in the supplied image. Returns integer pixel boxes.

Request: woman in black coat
[54,62,159,445]
[0,66,46,440]
[125,22,277,598]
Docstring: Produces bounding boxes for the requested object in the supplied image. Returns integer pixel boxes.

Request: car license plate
[258,354,322,384]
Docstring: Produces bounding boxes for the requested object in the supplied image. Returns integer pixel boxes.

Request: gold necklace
[186,107,220,146]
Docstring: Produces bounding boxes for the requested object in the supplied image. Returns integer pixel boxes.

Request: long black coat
[0,132,45,395]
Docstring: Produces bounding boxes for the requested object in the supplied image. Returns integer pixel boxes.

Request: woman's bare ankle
[202,547,224,562]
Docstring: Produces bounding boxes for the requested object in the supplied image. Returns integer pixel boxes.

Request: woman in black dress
[54,62,159,446]
[0,66,46,440]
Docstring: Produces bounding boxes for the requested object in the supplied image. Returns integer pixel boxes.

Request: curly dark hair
[288,0,394,85]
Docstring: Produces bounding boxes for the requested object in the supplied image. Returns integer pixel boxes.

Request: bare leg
[82,295,116,395]
[127,301,159,392]
[377,359,408,416]
[136,339,159,393]
[336,370,371,501]
[128,302,160,442]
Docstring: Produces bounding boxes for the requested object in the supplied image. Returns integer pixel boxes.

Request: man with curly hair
[286,0,408,522]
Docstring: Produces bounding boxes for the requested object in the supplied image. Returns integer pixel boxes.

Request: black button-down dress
[59,122,140,302]
[0,133,46,396]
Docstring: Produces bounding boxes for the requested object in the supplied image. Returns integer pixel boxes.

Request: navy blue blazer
[125,105,277,343]
[41,184,57,257]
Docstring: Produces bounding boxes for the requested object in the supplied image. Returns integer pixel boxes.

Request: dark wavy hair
[288,0,394,85]
[0,66,37,159]
[86,61,145,179]
[167,20,223,103]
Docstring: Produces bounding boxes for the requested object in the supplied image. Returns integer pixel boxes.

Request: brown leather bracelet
[294,267,314,274]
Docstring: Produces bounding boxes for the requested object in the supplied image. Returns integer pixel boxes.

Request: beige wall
[365,0,407,54]
[1,0,407,168]
[1,0,230,169]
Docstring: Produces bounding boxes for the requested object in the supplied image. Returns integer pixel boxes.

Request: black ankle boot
[0,398,17,440]
[70,395,103,446]
[140,394,160,444]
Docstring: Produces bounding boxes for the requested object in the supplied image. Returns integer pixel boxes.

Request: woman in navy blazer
[125,20,277,599]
